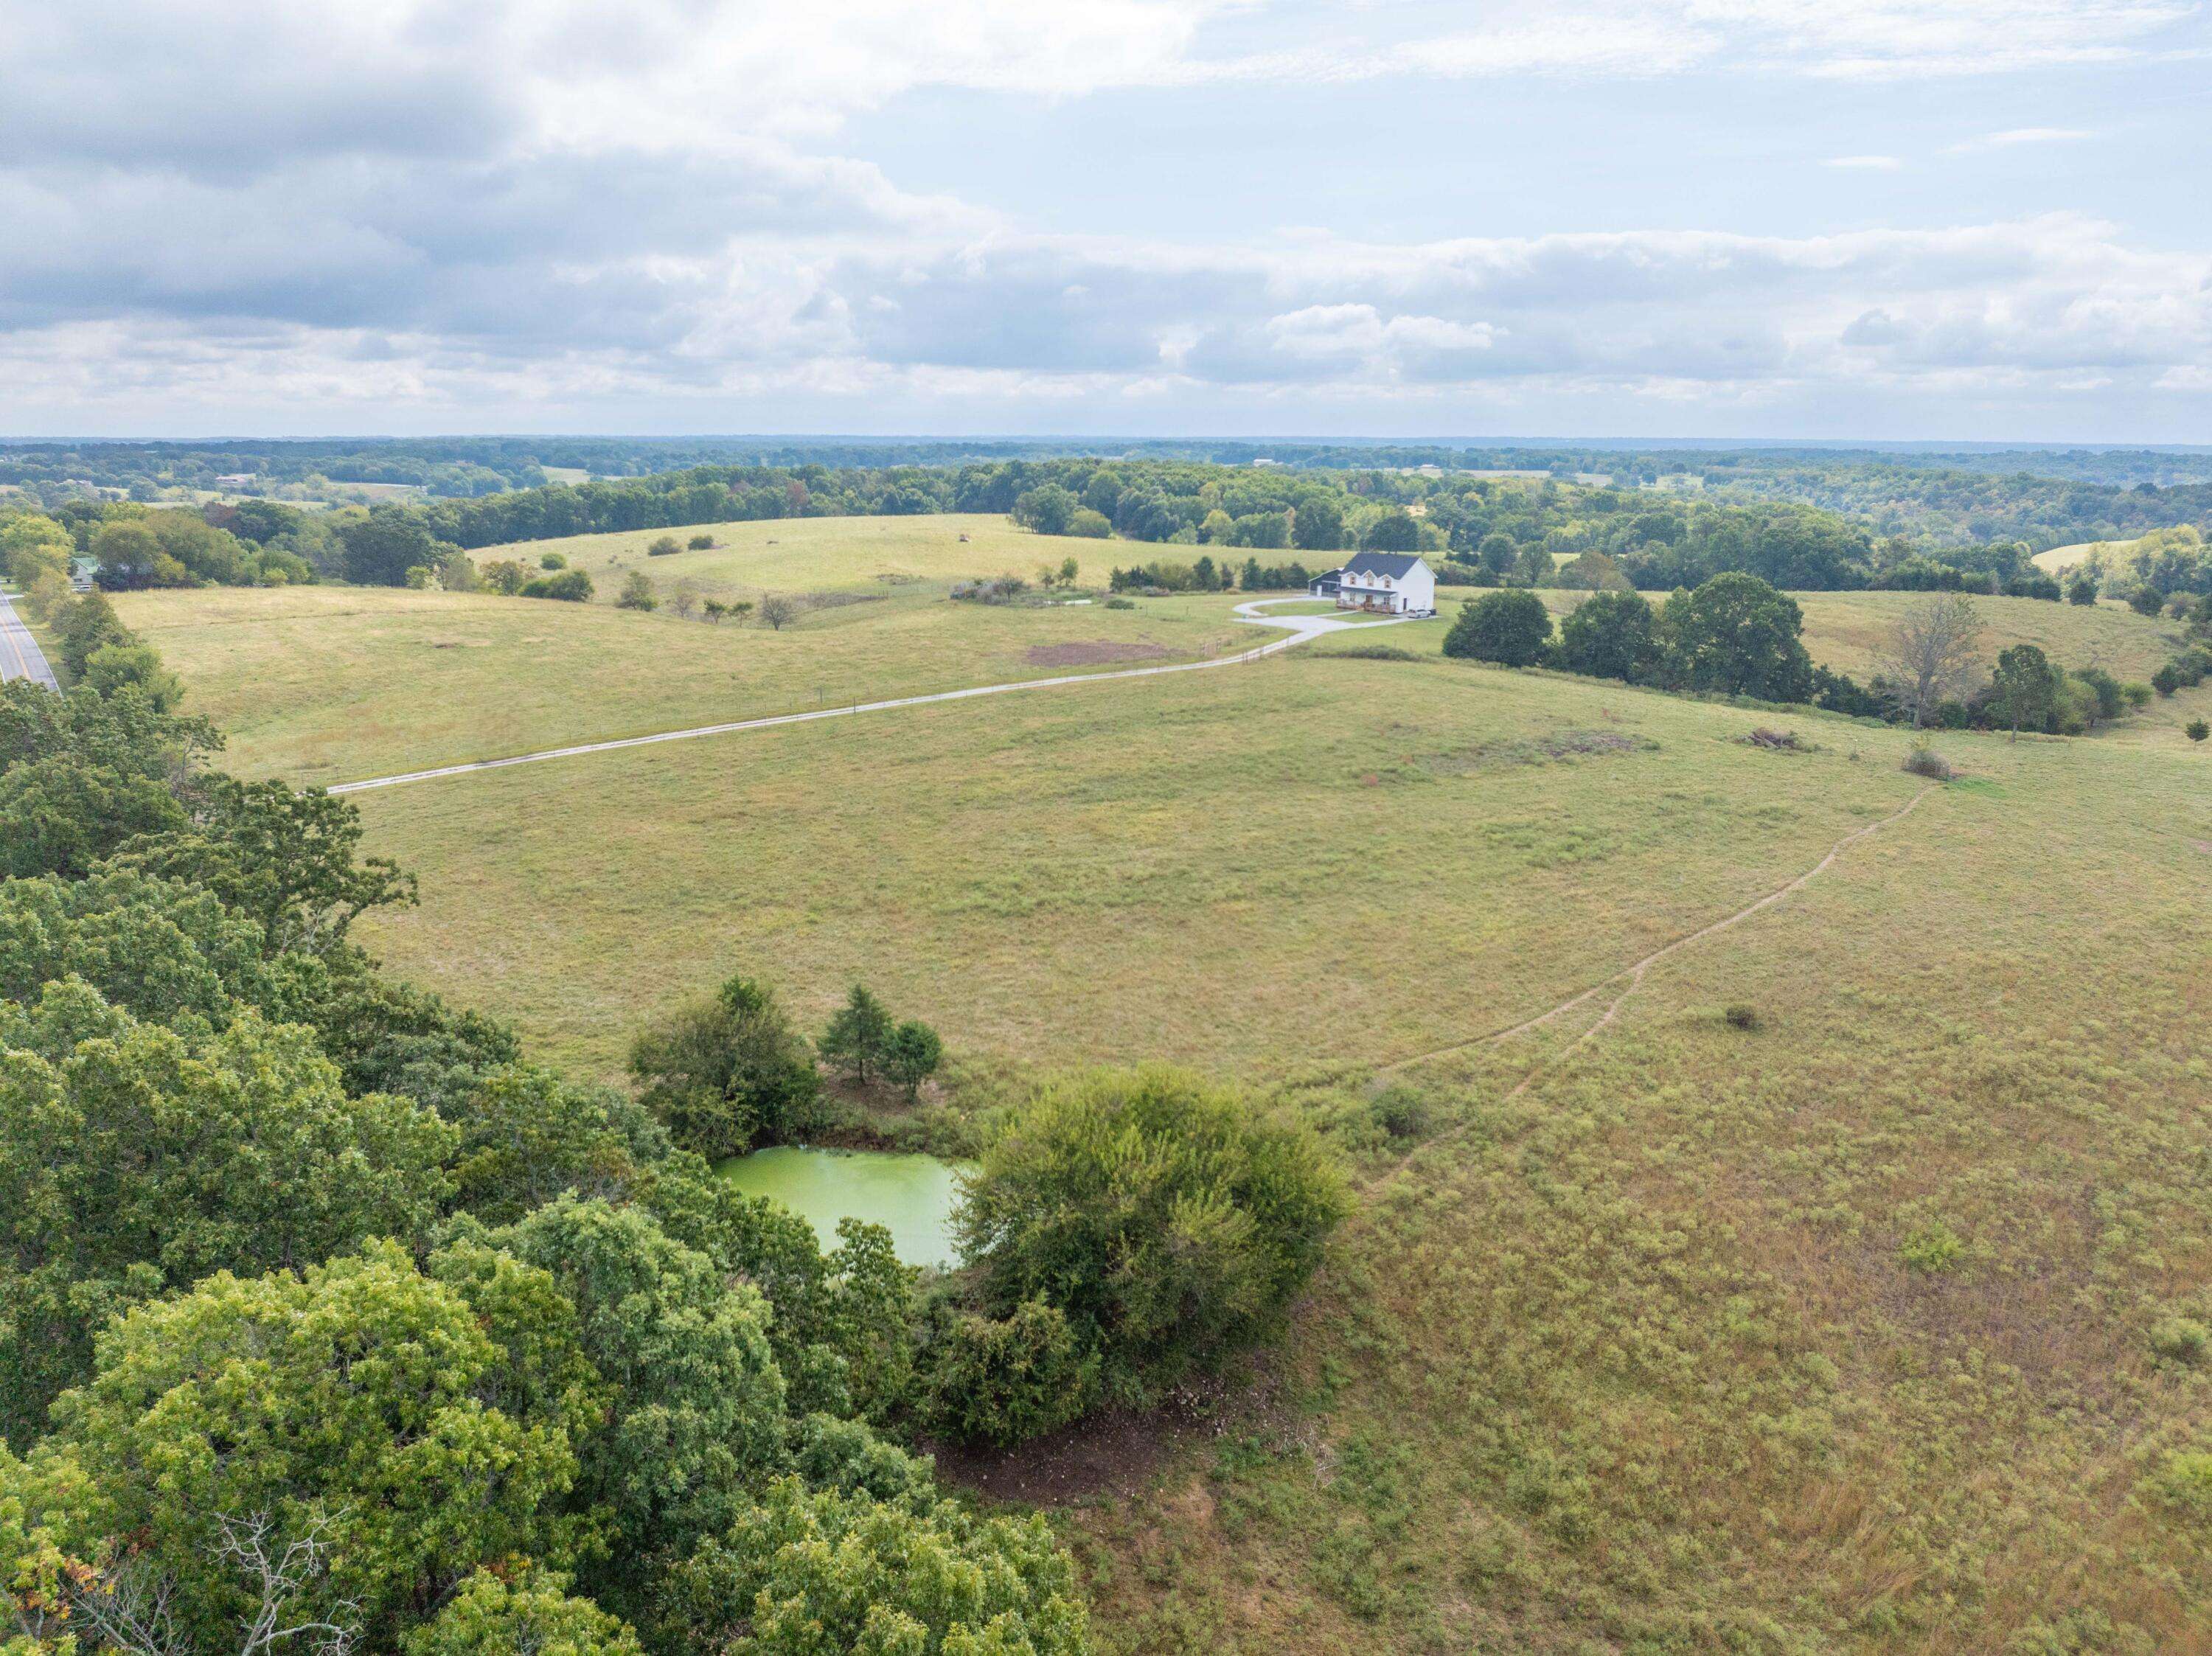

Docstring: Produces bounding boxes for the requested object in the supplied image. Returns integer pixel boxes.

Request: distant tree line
[1443,574,2191,737]
[21,451,2192,608]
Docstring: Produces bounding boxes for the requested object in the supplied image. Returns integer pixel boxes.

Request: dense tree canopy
[1657,571,1815,701]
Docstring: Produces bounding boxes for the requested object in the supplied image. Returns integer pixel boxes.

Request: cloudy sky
[4,0,2208,440]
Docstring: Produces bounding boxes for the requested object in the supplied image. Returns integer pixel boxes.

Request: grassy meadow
[110,582,1251,782]
[471,511,1110,605]
[348,650,1933,1079]
[335,629,2212,1653]
[114,512,2207,784]
[119,544,2212,1649]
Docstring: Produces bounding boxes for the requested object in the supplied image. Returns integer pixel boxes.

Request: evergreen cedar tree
[819,983,893,1085]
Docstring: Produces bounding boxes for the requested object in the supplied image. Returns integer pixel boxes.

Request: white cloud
[1,0,2208,434]
[1947,125,2096,150]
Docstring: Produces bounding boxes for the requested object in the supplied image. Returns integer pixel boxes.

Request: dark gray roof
[1342,552,1427,579]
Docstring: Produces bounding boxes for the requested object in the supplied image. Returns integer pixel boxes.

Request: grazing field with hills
[109,514,2207,784]
[473,512,1108,602]
[110,578,1249,781]
[24,499,2212,1656]
[309,602,2211,1652]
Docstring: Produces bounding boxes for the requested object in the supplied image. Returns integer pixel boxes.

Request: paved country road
[0,592,60,690]
[330,598,1411,796]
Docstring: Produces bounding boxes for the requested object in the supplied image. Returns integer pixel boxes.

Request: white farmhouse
[1328,552,1435,616]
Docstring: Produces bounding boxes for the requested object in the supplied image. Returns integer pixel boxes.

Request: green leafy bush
[661,1477,1093,1656]
[956,1066,1349,1412]
[521,568,594,601]
[924,1298,1099,1447]
[2151,1316,2211,1365]
[1900,1221,1966,1273]
[1443,588,1553,667]
[628,975,821,1158]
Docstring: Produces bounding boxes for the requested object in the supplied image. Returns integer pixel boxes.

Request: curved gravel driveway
[328,598,1410,796]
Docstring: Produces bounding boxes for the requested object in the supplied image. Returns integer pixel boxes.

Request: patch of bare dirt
[929,1363,1290,1506]
[1024,639,1175,667]
[926,1408,1200,1506]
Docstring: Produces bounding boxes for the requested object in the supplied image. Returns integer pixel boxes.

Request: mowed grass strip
[350,650,1930,1081]
[112,583,1251,782]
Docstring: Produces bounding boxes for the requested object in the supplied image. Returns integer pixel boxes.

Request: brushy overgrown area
[129,542,2212,1652]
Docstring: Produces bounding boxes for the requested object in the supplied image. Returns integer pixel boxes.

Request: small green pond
[713,1147,970,1269]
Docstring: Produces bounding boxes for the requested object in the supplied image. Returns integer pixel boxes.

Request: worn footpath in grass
[111,583,1251,782]
[340,626,2212,1650]
[351,649,1927,1082]
[472,511,1108,605]
[1066,723,2212,1655]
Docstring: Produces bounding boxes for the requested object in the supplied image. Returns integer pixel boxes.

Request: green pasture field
[109,583,1253,783]
[114,543,2212,1649]
[347,648,1923,1078]
[470,511,1110,604]
[336,631,2212,1653]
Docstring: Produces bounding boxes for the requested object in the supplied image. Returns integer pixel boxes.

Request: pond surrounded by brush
[712,1145,970,1269]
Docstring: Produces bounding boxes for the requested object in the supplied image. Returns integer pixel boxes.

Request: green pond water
[713,1147,969,1268]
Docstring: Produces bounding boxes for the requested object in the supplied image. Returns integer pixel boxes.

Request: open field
[335,627,2212,1652]
[343,649,1953,1082]
[113,557,2212,1650]
[113,566,2212,783]
[2035,539,2111,573]
[471,511,1107,605]
[111,583,1252,782]
[1069,713,2212,1655]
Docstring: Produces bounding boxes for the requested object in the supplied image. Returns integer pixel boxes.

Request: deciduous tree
[1876,591,1983,728]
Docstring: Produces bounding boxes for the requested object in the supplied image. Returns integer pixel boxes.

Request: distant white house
[1314,552,1435,616]
[215,473,256,488]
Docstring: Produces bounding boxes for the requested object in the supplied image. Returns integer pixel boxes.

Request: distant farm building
[215,473,257,487]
